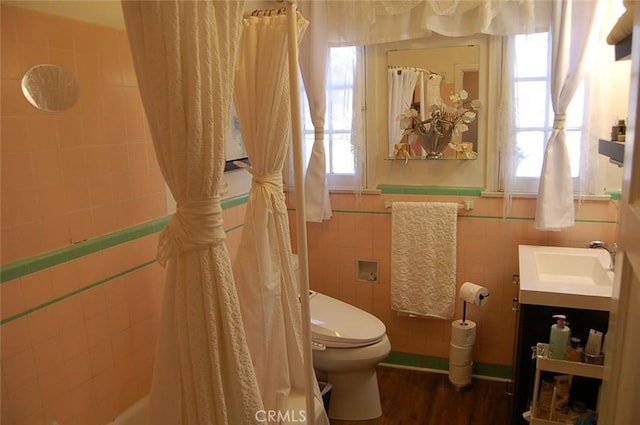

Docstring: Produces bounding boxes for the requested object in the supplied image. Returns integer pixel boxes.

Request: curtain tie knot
[234,161,285,214]
[314,127,325,141]
[156,197,225,267]
[252,172,285,214]
[553,114,567,130]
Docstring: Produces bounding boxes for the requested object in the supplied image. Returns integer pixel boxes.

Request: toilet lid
[309,291,386,348]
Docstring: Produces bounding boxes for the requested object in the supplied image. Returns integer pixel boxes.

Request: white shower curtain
[388,68,420,156]
[232,11,329,425]
[535,0,603,230]
[298,0,332,223]
[121,1,264,424]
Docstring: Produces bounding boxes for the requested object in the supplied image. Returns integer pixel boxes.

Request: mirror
[21,64,79,112]
[388,45,480,160]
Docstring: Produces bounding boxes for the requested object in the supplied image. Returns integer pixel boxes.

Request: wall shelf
[598,139,625,167]
[615,34,632,61]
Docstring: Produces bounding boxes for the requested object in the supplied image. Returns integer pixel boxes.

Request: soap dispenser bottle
[549,315,571,360]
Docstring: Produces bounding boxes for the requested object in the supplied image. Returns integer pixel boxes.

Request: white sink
[518,245,614,311]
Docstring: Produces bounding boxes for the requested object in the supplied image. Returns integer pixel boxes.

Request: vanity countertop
[518,245,613,311]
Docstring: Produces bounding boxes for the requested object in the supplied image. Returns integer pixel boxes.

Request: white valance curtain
[388,68,419,155]
[232,11,329,425]
[121,1,264,424]
[323,0,551,45]
[298,0,332,223]
[535,0,603,230]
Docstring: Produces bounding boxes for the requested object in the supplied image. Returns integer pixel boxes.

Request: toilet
[309,290,391,420]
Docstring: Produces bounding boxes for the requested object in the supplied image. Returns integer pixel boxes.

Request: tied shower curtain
[121,1,263,424]
[535,0,602,230]
[233,12,329,425]
[388,68,420,156]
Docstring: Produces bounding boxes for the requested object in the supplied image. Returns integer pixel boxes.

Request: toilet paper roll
[449,362,473,386]
[449,343,473,366]
[459,282,489,306]
[451,320,477,347]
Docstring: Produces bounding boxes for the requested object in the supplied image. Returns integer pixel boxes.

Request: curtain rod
[387,65,443,77]
[244,4,298,18]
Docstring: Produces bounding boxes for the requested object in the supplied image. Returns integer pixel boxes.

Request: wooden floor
[328,366,512,425]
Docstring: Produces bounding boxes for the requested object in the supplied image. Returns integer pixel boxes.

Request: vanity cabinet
[511,304,609,425]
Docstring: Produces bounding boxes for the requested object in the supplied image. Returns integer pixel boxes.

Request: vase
[416,120,453,159]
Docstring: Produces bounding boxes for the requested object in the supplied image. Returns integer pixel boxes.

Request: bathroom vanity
[511,245,612,425]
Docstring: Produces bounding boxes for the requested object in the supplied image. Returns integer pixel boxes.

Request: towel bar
[383,199,474,211]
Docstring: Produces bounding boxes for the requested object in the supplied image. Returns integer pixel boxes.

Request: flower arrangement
[395,89,481,159]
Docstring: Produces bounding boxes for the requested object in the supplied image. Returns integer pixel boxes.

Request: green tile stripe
[606,190,622,201]
[0,194,249,284]
[377,185,485,196]
[222,193,250,209]
[0,217,169,284]
[383,350,512,380]
[1,259,156,326]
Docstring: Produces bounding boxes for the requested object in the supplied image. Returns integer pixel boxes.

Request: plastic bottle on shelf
[549,314,571,360]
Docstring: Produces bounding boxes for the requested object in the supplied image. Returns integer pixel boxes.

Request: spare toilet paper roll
[459,282,489,306]
[449,362,473,385]
[451,320,477,347]
[449,343,473,366]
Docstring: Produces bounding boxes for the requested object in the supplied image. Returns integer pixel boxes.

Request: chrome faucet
[588,240,618,271]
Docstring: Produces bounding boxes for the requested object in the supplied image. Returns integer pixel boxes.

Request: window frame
[504,31,588,194]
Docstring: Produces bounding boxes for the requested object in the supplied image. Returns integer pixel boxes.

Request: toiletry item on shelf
[553,374,573,414]
[571,402,595,425]
[566,337,583,362]
[611,125,620,141]
[535,377,555,418]
[617,119,626,142]
[549,314,571,360]
[584,328,604,364]
[583,351,605,365]
[585,329,603,356]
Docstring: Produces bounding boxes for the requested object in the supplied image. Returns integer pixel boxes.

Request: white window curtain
[298,0,332,223]
[496,35,518,214]
[351,46,367,187]
[232,11,329,425]
[535,0,604,230]
[120,1,264,424]
[388,68,419,156]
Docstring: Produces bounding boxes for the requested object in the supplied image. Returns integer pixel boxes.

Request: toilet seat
[309,291,386,348]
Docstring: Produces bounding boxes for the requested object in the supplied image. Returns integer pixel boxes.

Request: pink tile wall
[0,7,251,424]
[1,5,166,264]
[0,235,165,425]
[289,192,619,368]
[0,202,248,425]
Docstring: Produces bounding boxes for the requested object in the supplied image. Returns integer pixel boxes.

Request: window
[300,46,364,188]
[509,32,586,192]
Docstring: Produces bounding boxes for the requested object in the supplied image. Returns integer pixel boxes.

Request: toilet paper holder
[459,281,489,325]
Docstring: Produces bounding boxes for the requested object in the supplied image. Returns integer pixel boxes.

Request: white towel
[391,202,457,319]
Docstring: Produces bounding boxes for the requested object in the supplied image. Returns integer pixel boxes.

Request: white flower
[394,89,481,160]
